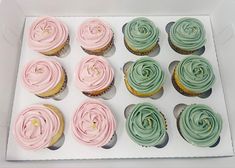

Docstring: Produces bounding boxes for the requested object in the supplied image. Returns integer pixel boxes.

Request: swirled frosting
[179,104,222,147]
[13,104,61,150]
[22,59,64,94]
[77,18,113,50]
[76,55,114,92]
[72,99,116,147]
[127,57,165,94]
[124,17,159,51]
[126,103,167,146]
[170,17,206,51]
[175,56,215,93]
[28,16,68,52]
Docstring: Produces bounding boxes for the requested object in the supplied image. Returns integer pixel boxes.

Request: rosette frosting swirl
[126,103,167,146]
[127,57,165,94]
[179,104,222,147]
[176,56,215,93]
[124,17,159,51]
[28,16,68,52]
[77,18,113,50]
[72,99,116,147]
[22,59,63,94]
[170,17,206,51]
[76,55,114,92]
[13,104,61,150]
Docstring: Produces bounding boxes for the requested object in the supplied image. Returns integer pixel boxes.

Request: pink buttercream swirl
[77,18,113,50]
[22,59,63,94]
[72,99,116,147]
[76,55,114,92]
[13,104,60,150]
[28,16,68,52]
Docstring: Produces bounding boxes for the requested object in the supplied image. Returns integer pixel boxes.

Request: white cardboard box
[6,15,234,160]
[0,0,235,167]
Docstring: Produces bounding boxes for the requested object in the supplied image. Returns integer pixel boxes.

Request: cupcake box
[6,16,233,160]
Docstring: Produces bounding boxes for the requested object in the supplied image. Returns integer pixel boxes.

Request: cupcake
[126,103,168,147]
[77,18,114,55]
[13,104,64,150]
[177,104,222,147]
[124,57,165,97]
[123,17,160,55]
[75,55,114,97]
[72,99,117,148]
[168,17,206,54]
[22,59,67,99]
[172,56,215,96]
[28,16,69,56]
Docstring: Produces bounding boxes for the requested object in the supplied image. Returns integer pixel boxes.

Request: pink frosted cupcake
[72,99,117,148]
[22,59,67,99]
[77,18,114,55]
[13,104,64,150]
[28,16,69,56]
[75,55,114,97]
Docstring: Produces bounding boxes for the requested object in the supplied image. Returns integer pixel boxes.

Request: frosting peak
[22,59,63,94]
[13,104,61,150]
[176,56,215,93]
[72,99,116,147]
[77,19,113,50]
[76,55,114,92]
[126,103,167,146]
[170,17,206,51]
[28,16,68,52]
[124,17,160,51]
[179,104,222,147]
[127,57,165,94]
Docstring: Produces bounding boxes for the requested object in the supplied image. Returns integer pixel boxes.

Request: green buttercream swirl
[127,57,165,94]
[170,17,206,51]
[176,56,215,93]
[126,103,167,146]
[179,104,222,147]
[124,17,160,51]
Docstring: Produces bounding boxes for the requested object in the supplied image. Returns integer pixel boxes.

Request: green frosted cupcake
[124,57,165,97]
[173,55,215,96]
[123,17,160,55]
[169,17,206,54]
[178,104,222,147]
[126,103,168,147]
